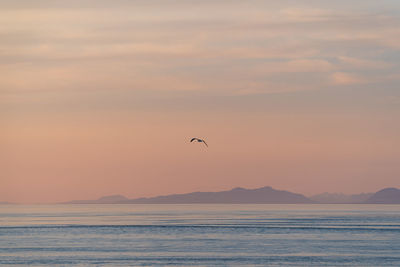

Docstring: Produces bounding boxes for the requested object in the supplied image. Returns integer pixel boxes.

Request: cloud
[337,56,392,70]
[280,7,339,22]
[0,0,399,98]
[283,59,333,73]
[331,72,365,85]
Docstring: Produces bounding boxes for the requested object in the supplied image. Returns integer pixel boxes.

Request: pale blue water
[1,204,400,266]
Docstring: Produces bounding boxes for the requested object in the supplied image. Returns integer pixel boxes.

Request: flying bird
[190,137,208,147]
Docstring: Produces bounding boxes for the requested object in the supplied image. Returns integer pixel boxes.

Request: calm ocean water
[1,204,400,266]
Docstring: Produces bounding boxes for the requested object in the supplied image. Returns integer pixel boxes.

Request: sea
[1,204,400,266]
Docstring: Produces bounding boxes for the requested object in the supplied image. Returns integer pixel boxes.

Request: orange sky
[1,0,400,203]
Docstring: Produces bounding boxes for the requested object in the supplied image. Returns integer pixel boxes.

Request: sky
[1,0,400,203]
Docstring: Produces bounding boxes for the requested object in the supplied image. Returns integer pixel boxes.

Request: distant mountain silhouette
[310,192,373,204]
[62,187,400,204]
[63,186,314,204]
[63,195,129,204]
[365,188,400,204]
[0,201,14,205]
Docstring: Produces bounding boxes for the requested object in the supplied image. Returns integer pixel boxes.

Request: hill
[63,186,314,204]
[62,187,400,204]
[127,186,314,204]
[365,188,400,204]
[63,195,129,204]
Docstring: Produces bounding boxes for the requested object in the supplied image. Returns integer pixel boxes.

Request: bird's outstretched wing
[202,140,208,147]
[190,138,197,142]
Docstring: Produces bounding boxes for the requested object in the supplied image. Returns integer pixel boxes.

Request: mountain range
[365,188,400,204]
[61,186,400,204]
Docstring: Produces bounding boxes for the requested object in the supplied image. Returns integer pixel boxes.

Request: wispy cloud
[331,72,366,85]
[0,0,399,97]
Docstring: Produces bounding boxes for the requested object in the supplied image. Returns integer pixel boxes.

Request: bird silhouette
[190,137,208,147]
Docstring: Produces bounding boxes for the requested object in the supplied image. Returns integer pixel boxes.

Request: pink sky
[1,1,400,203]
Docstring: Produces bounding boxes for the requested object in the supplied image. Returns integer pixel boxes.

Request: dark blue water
[1,204,400,266]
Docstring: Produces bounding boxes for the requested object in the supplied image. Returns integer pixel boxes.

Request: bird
[190,137,208,147]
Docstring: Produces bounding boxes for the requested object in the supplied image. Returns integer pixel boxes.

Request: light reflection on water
[1,204,400,266]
